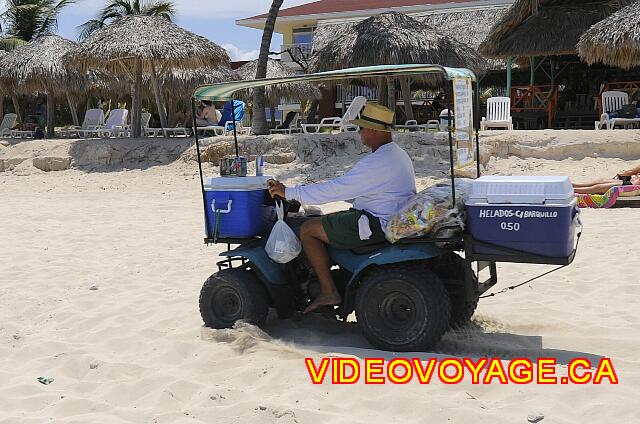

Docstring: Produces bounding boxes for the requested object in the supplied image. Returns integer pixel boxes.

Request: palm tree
[0,0,75,48]
[78,0,175,40]
[0,0,74,123]
[251,0,284,135]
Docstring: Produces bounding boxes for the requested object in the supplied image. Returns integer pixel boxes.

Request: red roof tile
[241,0,478,21]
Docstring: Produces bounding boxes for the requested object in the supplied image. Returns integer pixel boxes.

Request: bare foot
[303,292,342,314]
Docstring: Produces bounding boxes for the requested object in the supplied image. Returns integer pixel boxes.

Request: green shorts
[321,209,387,250]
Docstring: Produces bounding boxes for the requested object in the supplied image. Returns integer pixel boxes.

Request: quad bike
[191,64,579,352]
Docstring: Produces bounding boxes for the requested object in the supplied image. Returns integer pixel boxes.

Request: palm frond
[0,35,27,50]
[142,2,175,20]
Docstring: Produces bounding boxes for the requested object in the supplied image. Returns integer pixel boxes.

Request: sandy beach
[1,130,639,423]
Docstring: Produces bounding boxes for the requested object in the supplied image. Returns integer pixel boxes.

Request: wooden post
[377,77,386,106]
[341,79,347,117]
[530,57,535,86]
[506,57,513,95]
[11,94,21,123]
[150,61,168,130]
[132,58,143,138]
[386,77,396,123]
[399,78,414,122]
[167,94,175,127]
[66,92,79,127]
[46,90,55,138]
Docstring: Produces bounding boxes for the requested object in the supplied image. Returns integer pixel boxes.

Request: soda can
[256,155,265,176]
[219,156,247,177]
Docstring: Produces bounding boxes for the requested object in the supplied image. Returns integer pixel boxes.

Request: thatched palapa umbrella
[312,12,487,121]
[578,1,640,70]
[65,15,230,137]
[237,59,320,107]
[0,35,81,137]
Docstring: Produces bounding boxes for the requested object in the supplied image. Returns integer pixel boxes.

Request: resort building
[238,0,513,71]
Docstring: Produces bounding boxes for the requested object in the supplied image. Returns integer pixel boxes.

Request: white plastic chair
[302,96,367,134]
[97,109,129,137]
[61,109,105,138]
[0,113,17,137]
[597,91,640,130]
[481,97,513,130]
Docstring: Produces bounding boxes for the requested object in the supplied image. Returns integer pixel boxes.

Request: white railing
[336,84,378,103]
[280,43,313,64]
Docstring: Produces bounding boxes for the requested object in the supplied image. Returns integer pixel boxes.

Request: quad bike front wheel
[199,268,269,328]
[355,264,450,351]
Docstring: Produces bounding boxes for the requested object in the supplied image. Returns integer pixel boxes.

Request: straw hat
[351,103,395,132]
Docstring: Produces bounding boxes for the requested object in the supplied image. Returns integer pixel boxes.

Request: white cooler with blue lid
[465,176,579,258]
[204,176,276,239]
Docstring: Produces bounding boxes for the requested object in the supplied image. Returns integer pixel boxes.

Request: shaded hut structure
[312,11,487,122]
[0,35,83,137]
[236,59,320,123]
[578,2,640,70]
[480,0,637,129]
[65,15,230,137]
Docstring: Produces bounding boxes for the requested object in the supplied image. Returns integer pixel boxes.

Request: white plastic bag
[265,201,302,263]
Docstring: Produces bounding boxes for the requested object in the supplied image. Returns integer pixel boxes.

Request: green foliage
[0,0,75,47]
[78,0,176,40]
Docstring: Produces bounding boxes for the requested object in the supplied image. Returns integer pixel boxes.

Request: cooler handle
[211,199,233,214]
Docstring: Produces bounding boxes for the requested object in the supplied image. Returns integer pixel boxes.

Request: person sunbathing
[573,173,640,194]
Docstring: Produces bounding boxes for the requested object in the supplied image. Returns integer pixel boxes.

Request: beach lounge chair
[597,91,640,130]
[481,97,513,131]
[576,185,640,208]
[97,109,129,137]
[301,96,366,134]
[0,113,18,137]
[10,129,34,139]
[61,109,105,138]
[394,120,425,132]
[270,111,301,134]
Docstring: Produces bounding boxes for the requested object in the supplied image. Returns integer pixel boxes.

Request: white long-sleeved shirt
[285,142,416,227]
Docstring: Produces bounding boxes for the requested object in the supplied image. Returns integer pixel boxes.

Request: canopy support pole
[474,80,481,179]
[231,99,239,158]
[66,92,79,127]
[192,98,212,241]
[150,61,168,131]
[446,84,456,209]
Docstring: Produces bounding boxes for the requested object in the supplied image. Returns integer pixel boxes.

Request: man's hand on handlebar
[268,179,286,199]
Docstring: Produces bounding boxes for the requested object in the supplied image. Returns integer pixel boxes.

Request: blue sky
[53,0,311,60]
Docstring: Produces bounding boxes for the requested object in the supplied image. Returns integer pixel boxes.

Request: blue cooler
[466,176,580,258]
[204,176,276,239]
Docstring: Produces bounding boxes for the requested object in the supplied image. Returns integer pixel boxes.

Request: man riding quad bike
[199,103,480,351]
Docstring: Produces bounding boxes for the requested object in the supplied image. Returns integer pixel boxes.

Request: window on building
[292,27,315,45]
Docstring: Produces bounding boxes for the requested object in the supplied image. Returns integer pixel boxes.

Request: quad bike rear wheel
[355,264,450,351]
[199,268,269,328]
